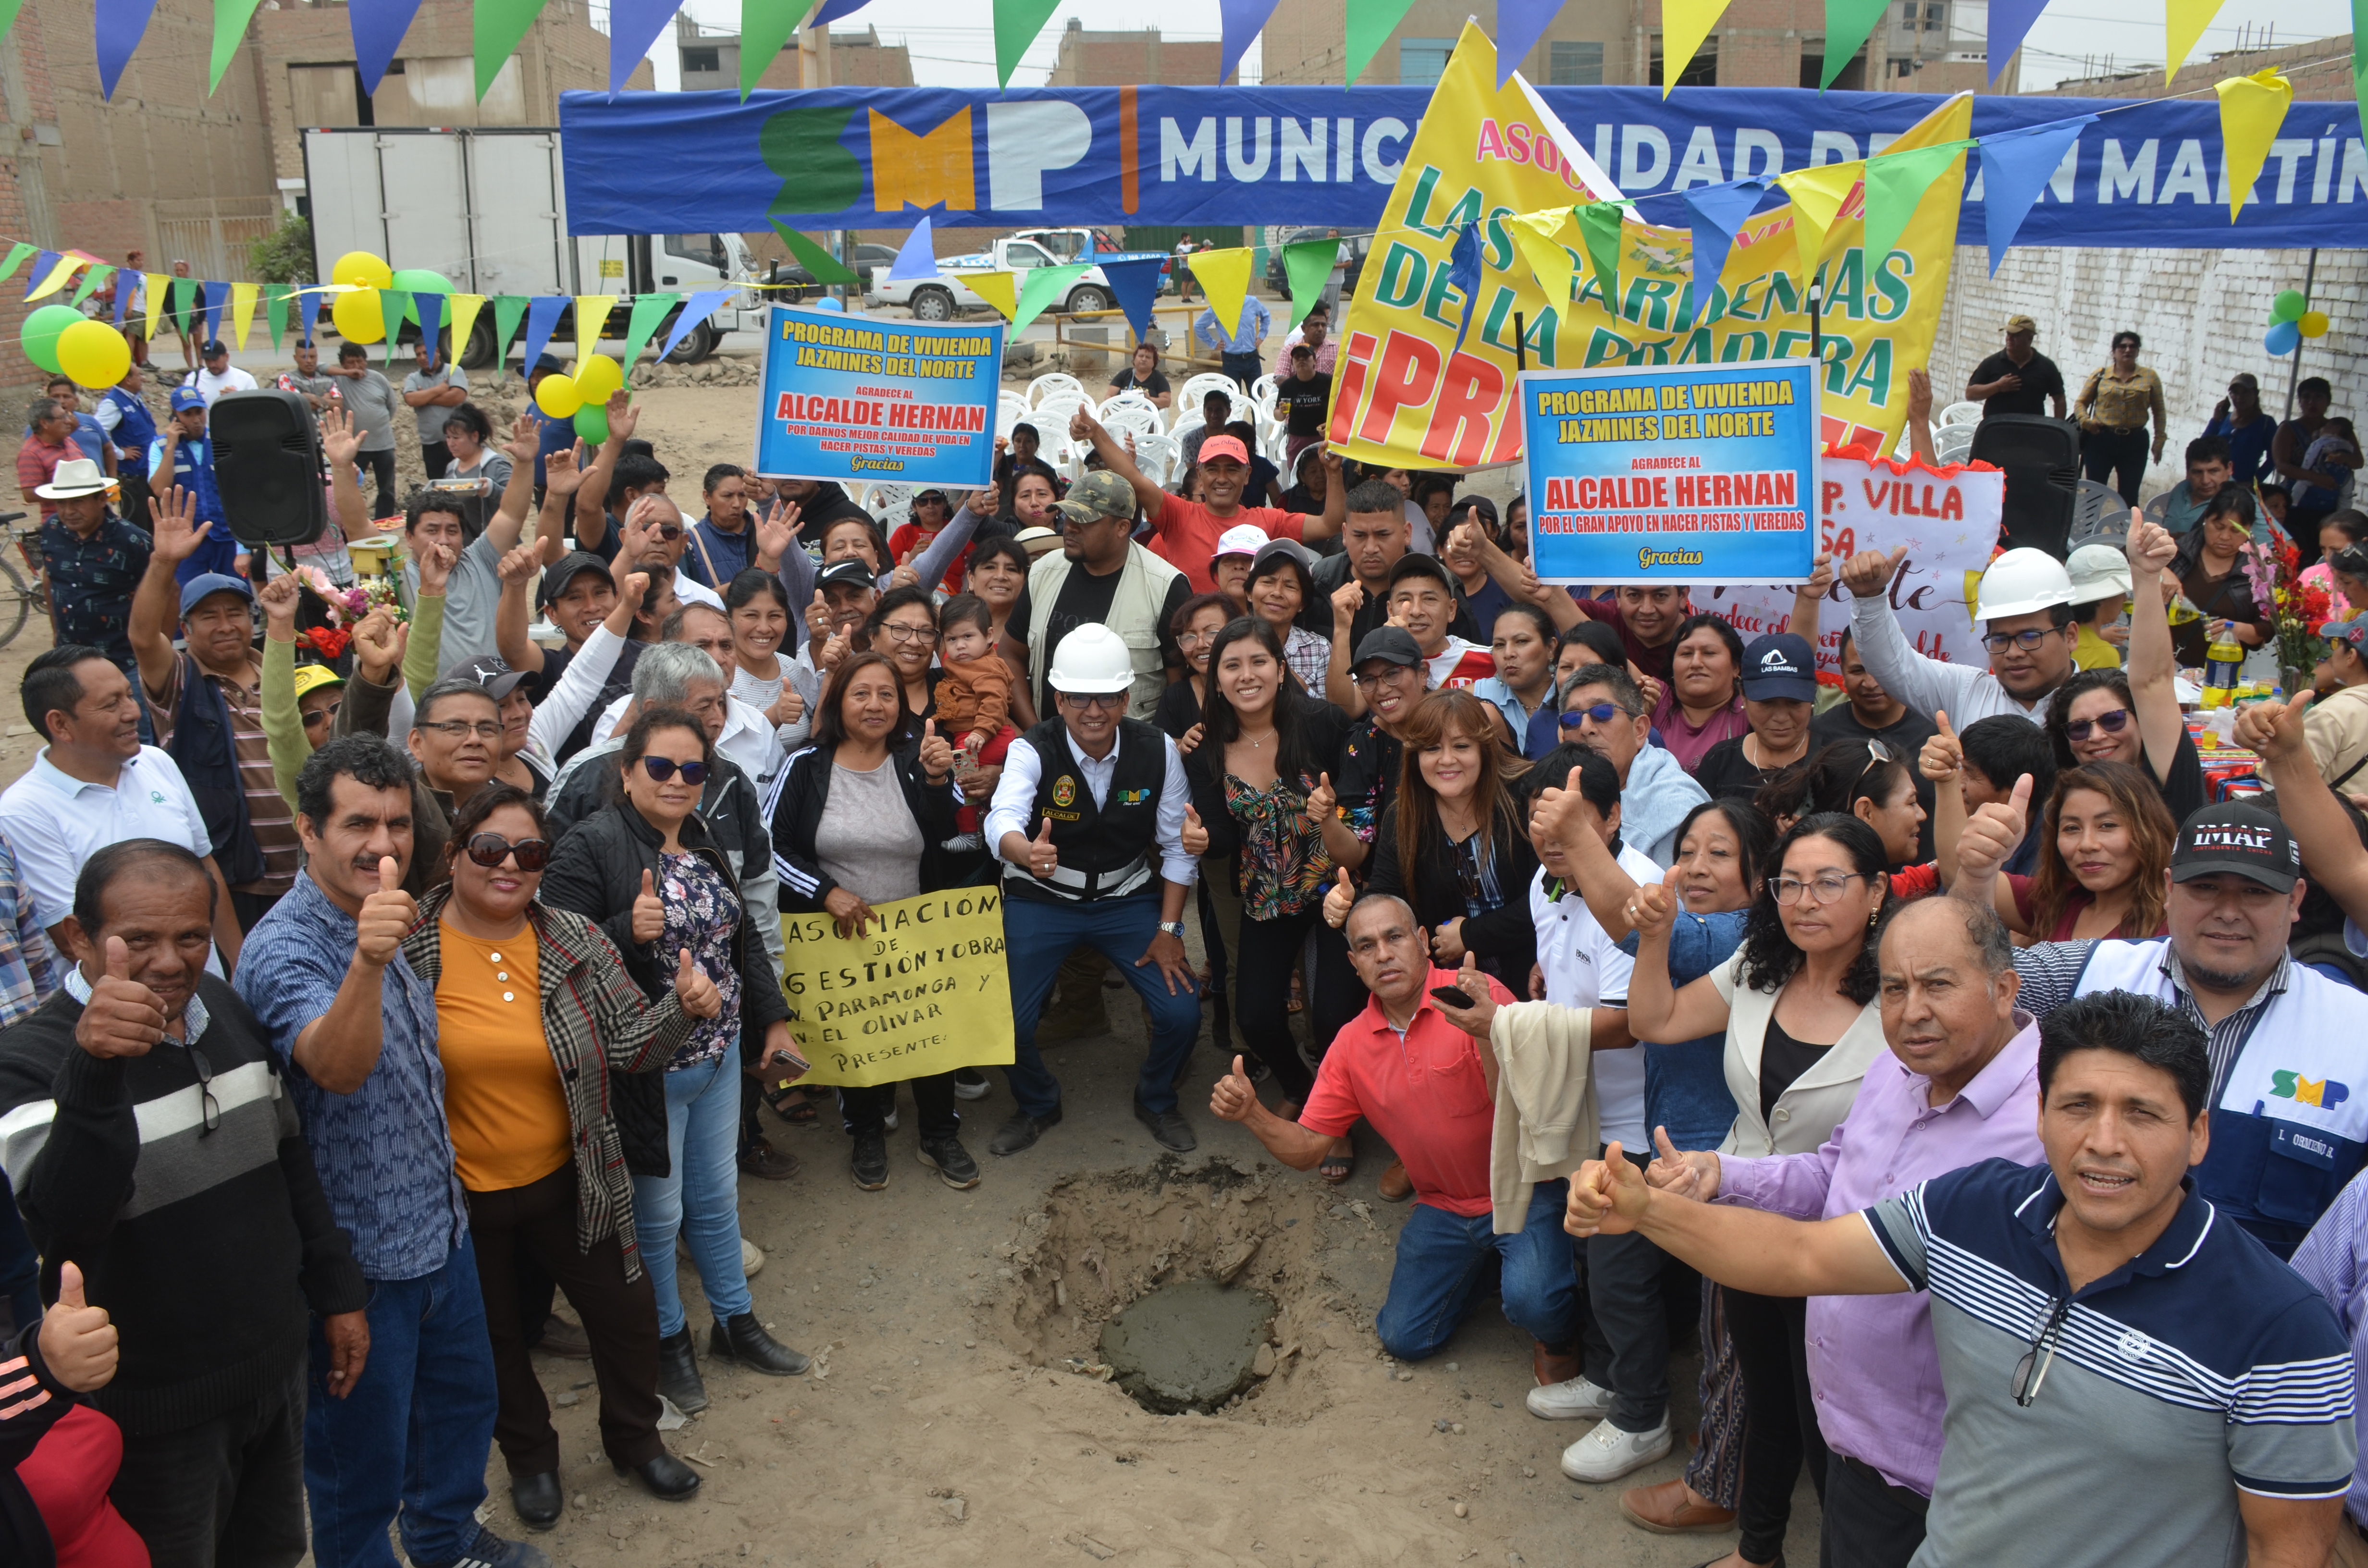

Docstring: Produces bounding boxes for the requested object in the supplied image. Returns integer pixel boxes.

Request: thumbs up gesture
[1301,771,1337,830]
[1321,866,1355,929]
[355,856,416,968]
[1209,1054,1259,1123]
[1954,770,2033,888]
[631,868,666,944]
[1919,707,1963,783]
[1439,951,1497,1041]
[1643,1124,1722,1202]
[75,935,167,1059]
[1024,817,1059,881]
[1627,867,1679,940]
[1181,804,1209,856]
[675,946,722,1019]
[917,717,954,782]
[39,1262,118,1394]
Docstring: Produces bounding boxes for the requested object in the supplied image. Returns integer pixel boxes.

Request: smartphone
[1429,985,1475,1009]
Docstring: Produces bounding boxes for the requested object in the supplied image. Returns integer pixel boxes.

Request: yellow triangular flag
[143,273,169,344]
[1188,247,1257,352]
[2216,68,2294,220]
[2165,0,2227,82]
[448,294,486,362]
[230,282,259,351]
[26,255,84,301]
[1775,160,1864,290]
[574,295,619,370]
[1509,208,1579,308]
[968,271,1019,321]
[1660,0,1733,98]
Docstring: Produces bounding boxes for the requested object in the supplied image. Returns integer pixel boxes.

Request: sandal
[764,1084,820,1126]
[1318,1140,1355,1184]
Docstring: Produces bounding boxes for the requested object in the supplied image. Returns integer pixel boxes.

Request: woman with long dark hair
[1244,541,1330,697]
[1753,742,1927,882]
[2043,668,2204,823]
[1940,759,2173,941]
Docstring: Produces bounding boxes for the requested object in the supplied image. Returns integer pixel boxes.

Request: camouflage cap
[1055,468,1136,525]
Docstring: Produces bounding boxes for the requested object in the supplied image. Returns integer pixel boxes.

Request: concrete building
[675,17,912,93]
[1045,22,1222,86]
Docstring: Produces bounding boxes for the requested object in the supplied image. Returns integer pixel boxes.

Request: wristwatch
[1157,921,1186,938]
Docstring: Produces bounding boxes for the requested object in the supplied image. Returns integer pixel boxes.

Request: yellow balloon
[2301,309,2331,340]
[332,288,384,344]
[535,373,584,419]
[572,355,623,403]
[331,251,393,291]
[56,318,132,390]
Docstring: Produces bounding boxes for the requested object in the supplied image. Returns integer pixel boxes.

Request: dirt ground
[0,339,1815,1568]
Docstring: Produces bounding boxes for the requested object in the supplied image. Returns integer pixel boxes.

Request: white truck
[300,126,764,366]
[864,227,1161,323]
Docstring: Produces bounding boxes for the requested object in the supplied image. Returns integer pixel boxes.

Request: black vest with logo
[1006,716,1168,904]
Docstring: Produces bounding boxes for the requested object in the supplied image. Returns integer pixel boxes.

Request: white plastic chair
[1098,396,1164,442]
[1939,400,1985,428]
[1935,423,1977,465]
[1168,415,1206,467]
[1259,416,1290,466]
[1131,431,1181,488]
[1031,392,1094,436]
[863,482,913,525]
[1177,372,1242,416]
[996,390,1029,441]
[1249,374,1282,419]
[1027,372,1085,407]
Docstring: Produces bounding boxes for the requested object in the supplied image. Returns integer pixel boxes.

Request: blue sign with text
[752,306,1002,488]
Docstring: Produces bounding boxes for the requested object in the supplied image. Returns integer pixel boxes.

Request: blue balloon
[812,296,846,313]
[2266,319,2302,356]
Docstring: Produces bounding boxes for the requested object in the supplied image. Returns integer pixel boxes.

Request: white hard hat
[2064,543,2133,604]
[1975,548,2076,622]
[1047,623,1135,695]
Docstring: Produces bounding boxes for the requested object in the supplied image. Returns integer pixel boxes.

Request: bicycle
[0,512,44,650]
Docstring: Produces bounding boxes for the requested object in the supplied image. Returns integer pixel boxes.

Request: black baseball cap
[201,339,227,357]
[537,551,613,611]
[2171,803,2301,893]
[818,559,875,593]
[1740,633,1817,702]
[453,653,526,700]
[1351,625,1422,671]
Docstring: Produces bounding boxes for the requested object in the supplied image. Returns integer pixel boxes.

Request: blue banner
[559,84,2368,251]
[1522,361,1819,586]
[752,306,1002,487]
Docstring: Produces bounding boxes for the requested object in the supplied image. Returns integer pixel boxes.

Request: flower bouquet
[2238,536,2331,688]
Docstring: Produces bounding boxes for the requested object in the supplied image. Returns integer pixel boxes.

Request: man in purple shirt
[1640,894,2043,1568]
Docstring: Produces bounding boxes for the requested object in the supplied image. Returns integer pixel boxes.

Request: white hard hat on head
[1975,548,2075,622]
[1047,623,1135,695]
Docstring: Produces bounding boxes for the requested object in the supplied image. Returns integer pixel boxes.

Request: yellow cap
[291,663,346,700]
[2005,314,2037,334]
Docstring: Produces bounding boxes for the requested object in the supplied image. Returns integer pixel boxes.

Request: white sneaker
[742,1237,764,1277]
[1526,1373,1615,1420]
[883,1104,900,1130]
[1559,1417,1672,1483]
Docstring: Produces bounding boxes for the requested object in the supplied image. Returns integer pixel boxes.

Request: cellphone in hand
[1429,985,1475,1009]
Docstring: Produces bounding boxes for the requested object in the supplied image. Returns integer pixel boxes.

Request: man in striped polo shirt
[1567,989,2356,1568]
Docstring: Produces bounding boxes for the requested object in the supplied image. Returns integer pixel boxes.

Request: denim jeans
[302,1241,499,1568]
[1221,352,1262,393]
[1002,893,1203,1119]
[630,1053,752,1339]
[1373,1180,1578,1362]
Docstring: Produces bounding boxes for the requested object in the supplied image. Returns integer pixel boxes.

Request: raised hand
[496,540,542,587]
[1626,865,1680,939]
[38,1263,117,1394]
[1839,546,1908,602]
[631,869,665,945]
[1563,1142,1651,1238]
[805,589,831,649]
[1302,771,1337,831]
[2125,514,2176,578]
[355,856,416,968]
[1209,1054,1259,1122]
[1955,772,2034,886]
[320,405,361,468]
[1321,866,1355,929]
[1439,952,1496,1040]
[1644,1125,1721,1202]
[1634,672,1667,716]
[754,499,799,567]
[146,484,210,565]
[917,717,954,782]
[1181,805,1209,856]
[414,537,456,598]
[1023,818,1059,881]
[2235,689,2312,765]
[1919,707,1963,783]
[1319,444,1343,481]
[605,390,638,444]
[613,496,658,565]
[765,681,805,730]
[1905,366,1933,425]
[543,441,587,497]
[1067,407,1092,443]
[1329,578,1363,629]
[1175,723,1204,758]
[350,605,407,686]
[1799,551,1836,600]
[675,946,722,1018]
[75,936,166,1060]
[259,571,301,636]
[503,410,542,466]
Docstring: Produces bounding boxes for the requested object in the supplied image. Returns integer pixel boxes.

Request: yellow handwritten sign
[778,889,1013,1087]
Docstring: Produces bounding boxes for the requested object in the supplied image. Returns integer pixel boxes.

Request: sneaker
[427,1525,552,1568]
[742,1237,764,1277]
[918,1135,981,1189]
[1559,1417,1673,1483]
[882,1102,900,1131]
[1527,1373,1615,1421]
[952,1067,990,1101]
[851,1126,889,1190]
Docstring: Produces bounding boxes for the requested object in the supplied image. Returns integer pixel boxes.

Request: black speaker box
[209,389,325,551]
[1968,414,2082,561]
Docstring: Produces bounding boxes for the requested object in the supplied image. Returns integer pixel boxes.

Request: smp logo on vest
[2272,1071,2351,1110]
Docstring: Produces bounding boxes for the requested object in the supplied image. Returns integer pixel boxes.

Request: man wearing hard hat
[1838,545,2080,725]
[982,622,1203,1159]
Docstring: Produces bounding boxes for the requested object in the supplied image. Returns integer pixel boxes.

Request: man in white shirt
[0,646,243,967]
[191,341,258,407]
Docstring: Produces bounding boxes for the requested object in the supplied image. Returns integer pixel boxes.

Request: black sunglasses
[640,756,708,785]
[2064,709,2132,743]
[465,832,551,872]
[2011,1297,2071,1407]
[1560,702,1622,727]
[188,1044,220,1137]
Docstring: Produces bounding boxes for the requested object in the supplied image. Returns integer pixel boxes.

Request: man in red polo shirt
[1209,894,1579,1376]
[1069,407,1344,593]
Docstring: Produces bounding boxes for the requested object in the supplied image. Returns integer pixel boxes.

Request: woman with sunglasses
[541,707,806,1416]
[405,784,713,1525]
[1939,759,2173,941]
[2044,519,2206,822]
[1622,813,1894,1568]
[1651,614,1749,774]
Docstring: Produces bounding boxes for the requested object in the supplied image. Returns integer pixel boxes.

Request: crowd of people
[5,299,2368,1568]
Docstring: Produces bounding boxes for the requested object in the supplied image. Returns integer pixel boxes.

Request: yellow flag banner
[1328,20,1969,467]
[778,889,1015,1088]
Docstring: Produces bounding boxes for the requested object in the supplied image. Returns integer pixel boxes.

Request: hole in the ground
[1101,1279,1276,1413]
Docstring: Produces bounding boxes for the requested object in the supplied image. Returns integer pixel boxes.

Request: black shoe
[851,1126,889,1190]
[707,1312,810,1376]
[425,1525,552,1568]
[1134,1099,1197,1153]
[738,1134,801,1182]
[918,1135,981,1189]
[952,1067,990,1101]
[656,1326,708,1415]
[616,1451,702,1501]
[509,1471,563,1531]
[988,1105,1061,1156]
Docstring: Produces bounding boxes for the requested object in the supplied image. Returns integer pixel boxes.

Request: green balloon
[392,269,456,328]
[574,402,609,445]
[2272,288,2308,324]
[19,304,83,375]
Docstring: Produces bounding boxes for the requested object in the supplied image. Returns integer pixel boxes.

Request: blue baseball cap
[170,386,206,413]
[178,572,252,618]
[1740,632,1817,702]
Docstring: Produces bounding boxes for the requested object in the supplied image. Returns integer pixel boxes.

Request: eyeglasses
[1560,702,1622,727]
[300,700,343,731]
[2011,1297,2070,1407]
[1770,871,1871,906]
[1176,628,1218,649]
[653,524,684,541]
[1350,667,1412,687]
[188,1043,220,1137]
[418,718,502,741]
[465,832,552,872]
[1979,627,2064,654]
[1852,738,1895,795]
[2064,709,2132,743]
[1058,691,1126,710]
[639,756,709,784]
[880,623,939,645]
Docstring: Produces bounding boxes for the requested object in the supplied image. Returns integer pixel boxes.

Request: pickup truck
[864,227,1162,323]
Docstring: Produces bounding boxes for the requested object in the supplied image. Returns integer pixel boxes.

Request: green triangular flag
[740,0,801,99]
[772,223,859,286]
[171,276,197,322]
[379,289,410,364]
[992,0,1062,89]
[1280,240,1342,331]
[0,243,33,284]
[1859,139,1971,270]
[265,284,291,348]
[492,295,530,376]
[1576,202,1627,320]
[1818,0,1891,91]
[1012,264,1090,335]
[1346,0,1421,84]
[474,0,549,100]
[210,0,267,93]
[621,292,679,372]
[70,264,113,308]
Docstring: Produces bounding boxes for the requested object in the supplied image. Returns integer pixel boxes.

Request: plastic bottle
[2201,626,2244,710]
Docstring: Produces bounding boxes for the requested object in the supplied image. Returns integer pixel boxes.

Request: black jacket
[770,741,960,911]
[1362,804,1540,981]
[1301,551,1481,645]
[540,797,791,1176]
[547,743,777,909]
[1181,695,1353,863]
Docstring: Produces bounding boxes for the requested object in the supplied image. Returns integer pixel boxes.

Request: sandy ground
[0,332,1813,1568]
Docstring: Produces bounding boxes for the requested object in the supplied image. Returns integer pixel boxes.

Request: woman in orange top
[401,783,721,1532]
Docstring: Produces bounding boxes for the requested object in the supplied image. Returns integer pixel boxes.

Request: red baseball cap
[1198,435,1250,466]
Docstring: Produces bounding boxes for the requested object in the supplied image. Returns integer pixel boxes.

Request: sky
[635,0,2361,94]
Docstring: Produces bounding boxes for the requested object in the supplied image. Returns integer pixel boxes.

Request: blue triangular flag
[606,0,682,94]
[888,218,939,282]
[659,289,736,363]
[20,251,58,303]
[1985,0,2049,83]
[112,275,131,327]
[1977,115,2095,274]
[1217,0,1280,84]
[414,292,445,360]
[350,0,425,94]
[94,0,159,100]
[201,283,226,348]
[520,295,568,376]
[1494,0,1568,87]
[1098,256,1166,345]
[810,0,870,22]
[1446,220,1483,356]
[1682,176,1771,329]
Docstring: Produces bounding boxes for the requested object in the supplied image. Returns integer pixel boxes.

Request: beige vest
[1025,542,1181,721]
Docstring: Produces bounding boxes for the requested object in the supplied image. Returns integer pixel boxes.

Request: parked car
[1265,229,1374,301]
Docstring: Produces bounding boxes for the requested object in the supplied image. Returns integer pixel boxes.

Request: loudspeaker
[1968,414,2082,561]
[209,389,325,551]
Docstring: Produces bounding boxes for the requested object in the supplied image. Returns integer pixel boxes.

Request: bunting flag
[1346,0,1420,85]
[1278,238,1341,331]
[658,288,735,362]
[145,275,169,343]
[572,294,618,368]
[230,280,260,350]
[773,223,859,285]
[887,218,939,282]
[351,0,424,94]
[2164,0,2227,82]
[520,294,567,373]
[967,270,1019,322]
[1972,114,2093,273]
[0,2,25,55]
[448,293,487,361]
[1680,177,1769,327]
[170,276,197,334]
[414,291,445,356]
[265,282,291,347]
[1775,160,1863,286]
[493,294,532,365]
[1986,0,2050,82]
[1818,0,1890,91]
[376,289,408,361]
[809,0,870,22]
[1658,0,1731,97]
[1444,220,1483,355]
[203,283,229,348]
[95,0,159,98]
[740,0,802,98]
[1012,263,1090,336]
[1187,246,1256,343]
[113,276,132,327]
[1494,0,1568,87]
[23,251,67,301]
[1218,0,1280,84]
[993,0,1061,89]
[1097,255,1166,343]
[1574,202,1626,318]
[620,291,678,368]
[0,244,32,283]
[474,0,548,100]
[210,0,267,93]
[2216,68,2294,220]
[70,264,113,309]
[1860,139,1973,268]
[607,0,681,93]
[1509,208,1578,310]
